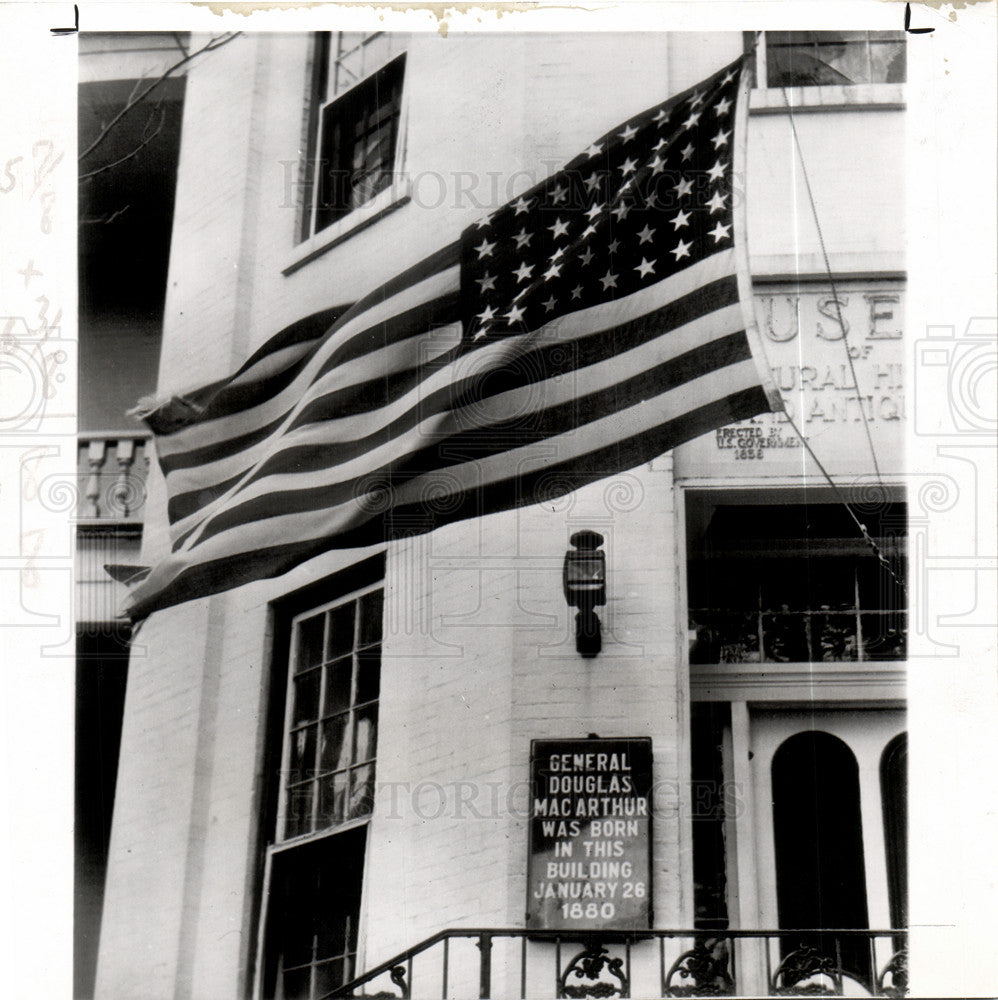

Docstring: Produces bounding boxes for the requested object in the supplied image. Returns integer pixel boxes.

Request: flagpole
[732,53,784,415]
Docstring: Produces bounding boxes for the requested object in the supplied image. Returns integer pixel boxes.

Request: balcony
[76,433,150,625]
[327,928,907,999]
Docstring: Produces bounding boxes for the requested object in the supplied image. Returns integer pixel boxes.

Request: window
[261,581,384,1000]
[758,31,906,88]
[302,32,407,239]
[686,497,906,665]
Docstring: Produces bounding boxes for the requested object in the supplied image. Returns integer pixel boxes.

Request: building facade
[81,28,908,1000]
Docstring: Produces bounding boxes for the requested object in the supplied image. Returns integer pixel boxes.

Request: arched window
[772,731,870,985]
[881,733,908,935]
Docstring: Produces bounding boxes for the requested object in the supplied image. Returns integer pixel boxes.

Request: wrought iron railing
[325,927,906,999]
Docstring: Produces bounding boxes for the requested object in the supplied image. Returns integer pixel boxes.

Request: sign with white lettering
[527,738,653,931]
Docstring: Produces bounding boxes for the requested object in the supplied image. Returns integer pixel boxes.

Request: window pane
[317,770,349,827]
[295,614,325,671]
[813,612,858,662]
[326,602,356,660]
[353,704,378,762]
[762,611,810,662]
[356,647,380,704]
[689,612,760,664]
[861,614,907,660]
[358,590,384,646]
[323,657,353,716]
[319,714,350,774]
[314,958,348,996]
[280,966,312,1000]
[292,669,321,726]
[289,724,317,784]
[349,763,375,820]
[284,782,314,840]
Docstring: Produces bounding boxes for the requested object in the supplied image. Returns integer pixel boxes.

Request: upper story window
[686,496,906,665]
[758,31,906,88]
[301,32,407,240]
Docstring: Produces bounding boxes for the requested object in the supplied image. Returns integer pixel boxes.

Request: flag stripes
[123,55,780,620]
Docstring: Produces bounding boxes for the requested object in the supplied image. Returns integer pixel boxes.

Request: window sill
[283,179,412,276]
[750,82,905,114]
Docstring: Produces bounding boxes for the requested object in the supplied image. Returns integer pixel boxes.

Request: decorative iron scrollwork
[771,943,839,995]
[559,942,629,999]
[877,948,908,997]
[665,937,734,996]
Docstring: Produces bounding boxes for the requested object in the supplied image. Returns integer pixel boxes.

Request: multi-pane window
[282,588,383,838]
[760,31,906,88]
[687,500,906,665]
[302,32,407,238]
[261,585,384,1000]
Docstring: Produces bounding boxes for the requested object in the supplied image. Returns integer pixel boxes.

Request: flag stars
[635,257,657,279]
[579,247,595,267]
[543,295,558,312]
[512,196,533,216]
[550,245,567,262]
[653,107,669,124]
[571,285,583,300]
[690,90,705,108]
[618,122,639,143]
[714,95,733,117]
[585,202,604,221]
[705,190,727,214]
[583,172,602,194]
[513,261,534,283]
[708,220,732,243]
[475,237,496,259]
[680,141,695,162]
[670,208,692,230]
[600,270,619,291]
[549,217,571,239]
[584,142,602,159]
[543,262,563,281]
[505,303,527,324]
[706,159,726,183]
[472,327,490,341]
[619,156,638,176]
[652,135,669,153]
[711,128,731,150]
[682,109,702,130]
[476,272,497,292]
[476,304,498,324]
[610,202,632,221]
[550,183,568,204]
[650,154,666,175]
[608,239,621,255]
[513,228,533,250]
[473,216,491,229]
[673,176,693,199]
[671,239,693,261]
[721,68,737,86]
[637,224,656,244]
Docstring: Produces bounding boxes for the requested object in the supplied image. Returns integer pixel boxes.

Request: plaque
[527,737,653,930]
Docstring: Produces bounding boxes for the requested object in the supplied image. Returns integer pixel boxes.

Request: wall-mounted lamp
[563,530,606,658]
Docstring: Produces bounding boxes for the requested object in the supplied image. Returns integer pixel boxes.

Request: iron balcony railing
[325,927,906,999]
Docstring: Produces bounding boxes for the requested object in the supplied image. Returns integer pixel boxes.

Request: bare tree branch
[79,31,241,166]
[80,105,168,182]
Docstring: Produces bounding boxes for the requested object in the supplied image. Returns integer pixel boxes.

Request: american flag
[122,56,779,620]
